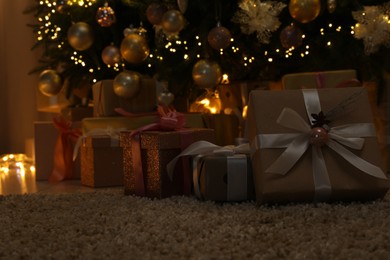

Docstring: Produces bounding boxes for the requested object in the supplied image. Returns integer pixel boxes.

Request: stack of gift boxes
[34,70,390,204]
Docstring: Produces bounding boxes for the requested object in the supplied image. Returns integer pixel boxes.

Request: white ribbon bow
[73,127,126,161]
[256,89,386,201]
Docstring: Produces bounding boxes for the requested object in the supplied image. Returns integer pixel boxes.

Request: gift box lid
[120,128,215,150]
[83,135,121,148]
[282,69,359,89]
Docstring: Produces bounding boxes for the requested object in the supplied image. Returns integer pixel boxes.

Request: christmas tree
[26,0,390,108]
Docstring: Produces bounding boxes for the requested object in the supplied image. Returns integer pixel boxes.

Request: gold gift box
[246,87,389,204]
[80,135,123,187]
[120,129,215,198]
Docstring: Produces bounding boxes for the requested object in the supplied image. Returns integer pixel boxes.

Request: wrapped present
[92,79,156,117]
[120,128,215,198]
[34,117,81,181]
[80,133,123,187]
[282,70,360,89]
[82,113,205,134]
[61,106,93,122]
[203,114,240,146]
[245,87,389,204]
[120,106,215,198]
[167,141,255,202]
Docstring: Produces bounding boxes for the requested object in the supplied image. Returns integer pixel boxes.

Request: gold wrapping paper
[245,87,389,204]
[197,154,255,202]
[34,121,81,181]
[92,79,157,117]
[120,129,215,198]
[282,70,359,89]
[80,135,123,187]
[82,113,205,134]
[203,114,240,146]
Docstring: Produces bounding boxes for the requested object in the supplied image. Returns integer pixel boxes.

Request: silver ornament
[67,22,94,51]
[192,59,222,88]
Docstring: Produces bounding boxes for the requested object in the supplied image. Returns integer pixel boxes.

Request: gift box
[282,70,360,89]
[82,113,206,134]
[203,114,240,146]
[245,87,389,204]
[34,120,81,181]
[194,154,255,202]
[80,135,123,187]
[93,78,156,117]
[61,106,93,122]
[120,129,215,198]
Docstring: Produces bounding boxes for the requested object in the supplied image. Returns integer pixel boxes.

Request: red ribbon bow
[49,116,82,183]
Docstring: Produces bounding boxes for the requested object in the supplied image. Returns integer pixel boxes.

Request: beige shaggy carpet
[1,189,390,259]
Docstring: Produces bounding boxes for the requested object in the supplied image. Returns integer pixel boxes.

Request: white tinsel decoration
[232,0,286,44]
[352,3,390,55]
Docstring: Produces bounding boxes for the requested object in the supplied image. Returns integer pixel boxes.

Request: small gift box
[282,70,360,89]
[167,141,255,202]
[120,128,215,199]
[203,114,240,146]
[245,87,389,204]
[194,154,255,202]
[80,134,123,187]
[34,118,81,181]
[92,78,156,117]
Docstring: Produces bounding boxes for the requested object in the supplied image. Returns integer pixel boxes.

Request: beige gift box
[245,87,389,204]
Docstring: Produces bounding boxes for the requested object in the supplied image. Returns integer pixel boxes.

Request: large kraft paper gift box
[80,135,123,187]
[93,78,156,117]
[282,70,359,89]
[34,120,81,181]
[120,129,215,199]
[245,87,389,204]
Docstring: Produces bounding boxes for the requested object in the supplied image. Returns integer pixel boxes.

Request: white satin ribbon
[73,127,126,161]
[256,89,386,201]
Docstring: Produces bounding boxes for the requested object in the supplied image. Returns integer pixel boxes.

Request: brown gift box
[61,106,93,122]
[120,129,215,198]
[92,79,156,117]
[282,70,359,89]
[34,121,81,181]
[80,135,123,187]
[195,154,255,202]
[245,87,389,204]
[203,114,240,146]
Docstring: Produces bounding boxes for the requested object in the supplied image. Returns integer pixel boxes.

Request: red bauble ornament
[96,3,116,27]
[207,24,232,50]
[280,24,303,49]
[310,127,329,146]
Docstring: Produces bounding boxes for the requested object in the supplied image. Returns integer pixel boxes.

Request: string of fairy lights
[34,0,379,84]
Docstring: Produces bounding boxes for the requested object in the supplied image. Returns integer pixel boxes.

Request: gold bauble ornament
[161,10,185,33]
[120,34,150,64]
[192,59,222,88]
[67,22,94,51]
[208,24,232,50]
[38,69,63,96]
[289,0,321,23]
[113,71,141,98]
[101,45,121,66]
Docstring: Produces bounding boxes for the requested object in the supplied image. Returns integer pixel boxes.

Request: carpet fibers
[1,189,390,259]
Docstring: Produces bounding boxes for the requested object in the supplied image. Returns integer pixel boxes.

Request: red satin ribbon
[49,116,82,183]
[129,105,190,196]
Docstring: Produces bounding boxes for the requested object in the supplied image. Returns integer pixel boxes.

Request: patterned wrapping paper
[80,135,123,187]
[282,70,359,89]
[92,79,156,117]
[195,154,255,202]
[245,87,389,204]
[120,129,215,199]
